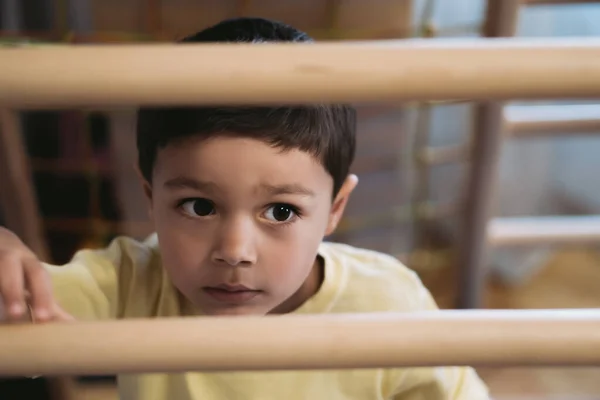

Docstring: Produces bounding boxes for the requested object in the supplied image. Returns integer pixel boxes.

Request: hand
[0,227,73,323]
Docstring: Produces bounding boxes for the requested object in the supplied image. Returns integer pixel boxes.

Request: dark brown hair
[136,17,356,196]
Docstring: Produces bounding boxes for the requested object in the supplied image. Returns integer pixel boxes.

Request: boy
[0,17,490,399]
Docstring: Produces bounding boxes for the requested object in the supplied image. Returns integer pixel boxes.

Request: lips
[214,283,254,291]
[203,284,262,304]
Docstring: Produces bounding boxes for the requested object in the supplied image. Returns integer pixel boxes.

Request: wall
[540,6,600,211]
[414,0,600,284]
[89,0,413,40]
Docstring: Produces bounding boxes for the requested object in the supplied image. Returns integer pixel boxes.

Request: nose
[211,217,257,266]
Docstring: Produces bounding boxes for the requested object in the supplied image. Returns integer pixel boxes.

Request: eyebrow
[259,183,315,197]
[163,176,315,197]
[163,176,218,192]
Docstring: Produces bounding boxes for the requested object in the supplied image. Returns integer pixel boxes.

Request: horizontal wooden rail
[0,310,599,376]
[0,39,600,107]
[523,0,600,5]
[505,104,600,137]
[418,144,469,165]
[487,215,600,246]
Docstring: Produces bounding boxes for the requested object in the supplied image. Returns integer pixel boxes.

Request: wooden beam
[523,0,600,5]
[488,215,600,246]
[1,39,600,108]
[0,109,48,260]
[505,104,600,137]
[418,145,469,165]
[456,0,521,309]
[0,310,599,376]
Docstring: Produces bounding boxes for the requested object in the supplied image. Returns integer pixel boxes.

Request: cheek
[153,206,212,279]
[263,217,326,282]
[157,232,214,299]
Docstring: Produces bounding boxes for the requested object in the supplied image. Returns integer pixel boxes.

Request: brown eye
[264,204,295,222]
[181,198,215,217]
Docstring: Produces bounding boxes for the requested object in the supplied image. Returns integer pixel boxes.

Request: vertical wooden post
[456,0,520,309]
[0,109,48,260]
[0,110,79,400]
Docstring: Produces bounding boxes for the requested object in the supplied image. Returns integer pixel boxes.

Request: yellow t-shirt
[45,234,490,400]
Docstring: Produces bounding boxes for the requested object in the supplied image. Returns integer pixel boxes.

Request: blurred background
[1,0,600,399]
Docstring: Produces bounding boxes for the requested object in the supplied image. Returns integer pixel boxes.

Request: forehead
[152,136,333,195]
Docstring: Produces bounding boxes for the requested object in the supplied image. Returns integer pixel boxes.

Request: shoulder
[319,242,437,312]
[49,233,170,318]
[70,234,158,266]
[319,241,421,288]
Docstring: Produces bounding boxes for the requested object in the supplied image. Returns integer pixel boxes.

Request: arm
[0,227,128,322]
[44,238,130,320]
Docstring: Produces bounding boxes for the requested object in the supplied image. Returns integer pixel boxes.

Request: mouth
[202,284,263,304]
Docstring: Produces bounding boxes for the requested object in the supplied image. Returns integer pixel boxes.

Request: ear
[134,163,154,219]
[325,174,358,236]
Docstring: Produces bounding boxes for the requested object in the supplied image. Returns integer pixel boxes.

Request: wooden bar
[505,104,600,137]
[456,0,521,309]
[418,145,469,165]
[0,110,48,260]
[0,39,600,108]
[488,215,600,246]
[0,310,600,376]
[523,0,600,5]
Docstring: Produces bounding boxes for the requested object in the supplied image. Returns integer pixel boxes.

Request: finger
[23,257,54,322]
[0,252,27,320]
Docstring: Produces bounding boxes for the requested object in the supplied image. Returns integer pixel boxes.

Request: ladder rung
[419,145,469,165]
[505,104,600,137]
[488,215,600,246]
[523,0,600,5]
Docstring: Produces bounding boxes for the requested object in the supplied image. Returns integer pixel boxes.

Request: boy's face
[144,135,356,316]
